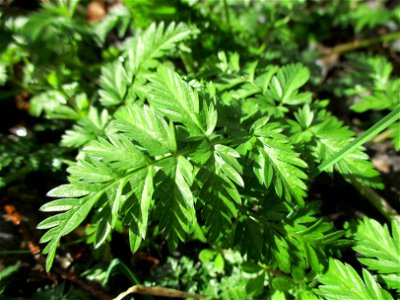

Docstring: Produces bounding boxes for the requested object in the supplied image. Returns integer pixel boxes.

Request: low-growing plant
[1,0,399,299]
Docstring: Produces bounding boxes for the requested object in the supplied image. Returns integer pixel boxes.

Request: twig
[318,31,400,57]
[330,31,400,55]
[350,178,400,223]
[371,128,396,145]
[113,285,206,300]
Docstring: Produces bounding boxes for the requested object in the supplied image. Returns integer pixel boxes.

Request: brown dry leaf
[87,1,106,22]
[372,155,391,173]
[16,91,30,111]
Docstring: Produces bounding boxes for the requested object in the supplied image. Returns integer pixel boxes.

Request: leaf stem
[113,285,206,300]
[311,106,400,178]
[329,31,400,55]
[223,0,231,31]
[370,127,396,145]
[350,177,400,222]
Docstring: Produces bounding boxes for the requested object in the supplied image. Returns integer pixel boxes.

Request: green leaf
[266,64,311,105]
[148,65,206,135]
[93,205,112,248]
[40,198,80,212]
[214,252,225,273]
[39,193,101,271]
[353,218,400,292]
[310,110,386,188]
[83,134,148,172]
[98,60,128,106]
[99,22,197,106]
[46,184,90,198]
[29,90,79,119]
[124,22,197,74]
[62,107,109,148]
[114,104,176,156]
[199,249,217,262]
[197,145,242,242]
[318,259,393,300]
[123,166,155,252]
[249,117,308,204]
[234,218,263,260]
[155,156,196,250]
[214,144,244,187]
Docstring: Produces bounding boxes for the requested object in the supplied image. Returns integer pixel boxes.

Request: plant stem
[311,106,400,178]
[113,285,206,300]
[330,31,400,55]
[371,128,396,145]
[351,177,400,222]
[223,0,231,31]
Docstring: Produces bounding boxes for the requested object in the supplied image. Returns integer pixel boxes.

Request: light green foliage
[2,1,398,298]
[38,191,100,271]
[99,22,198,106]
[39,58,353,273]
[351,3,398,32]
[267,64,311,105]
[353,218,400,292]
[318,259,394,300]
[147,65,216,136]
[342,54,400,150]
[308,110,383,188]
[114,104,177,156]
[38,22,385,281]
[62,107,110,148]
[248,118,308,204]
[347,55,399,113]
[148,250,267,299]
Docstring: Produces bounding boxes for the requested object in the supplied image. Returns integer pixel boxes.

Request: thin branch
[350,177,400,223]
[371,128,396,145]
[318,31,400,57]
[113,285,206,300]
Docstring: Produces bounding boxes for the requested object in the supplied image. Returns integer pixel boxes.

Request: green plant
[36,19,398,298]
[343,54,400,150]
[1,1,399,299]
[317,218,400,299]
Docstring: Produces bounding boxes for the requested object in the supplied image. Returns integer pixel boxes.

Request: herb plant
[1,1,399,299]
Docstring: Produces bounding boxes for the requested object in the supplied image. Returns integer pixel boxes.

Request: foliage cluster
[0,0,399,299]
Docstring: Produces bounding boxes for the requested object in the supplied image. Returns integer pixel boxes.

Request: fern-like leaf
[148,65,212,136]
[353,218,400,292]
[197,144,243,242]
[62,107,110,148]
[247,117,308,204]
[99,22,197,106]
[310,111,382,188]
[38,191,101,271]
[155,156,196,250]
[114,104,177,156]
[125,22,197,74]
[122,166,155,252]
[266,63,311,105]
[98,60,129,106]
[318,259,394,300]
